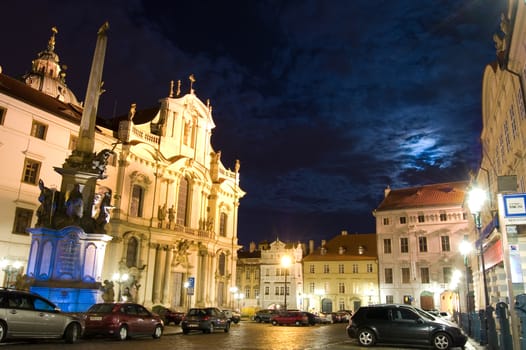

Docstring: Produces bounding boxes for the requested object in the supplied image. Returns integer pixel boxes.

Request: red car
[271,311,309,326]
[82,302,164,340]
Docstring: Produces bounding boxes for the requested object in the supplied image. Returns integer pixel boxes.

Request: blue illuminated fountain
[25,23,113,312]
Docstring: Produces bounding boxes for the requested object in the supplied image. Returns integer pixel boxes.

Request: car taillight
[203,316,210,320]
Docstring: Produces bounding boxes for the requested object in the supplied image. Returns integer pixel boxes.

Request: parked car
[332,311,352,323]
[221,308,241,323]
[0,288,84,343]
[302,312,321,325]
[346,304,467,350]
[181,307,230,334]
[271,311,309,326]
[82,302,163,340]
[253,309,279,323]
[151,305,184,325]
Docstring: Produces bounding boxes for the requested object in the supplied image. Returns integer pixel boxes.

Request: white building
[373,181,470,314]
[0,26,244,311]
[257,239,304,310]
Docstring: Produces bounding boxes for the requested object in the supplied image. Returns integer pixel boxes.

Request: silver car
[0,288,83,343]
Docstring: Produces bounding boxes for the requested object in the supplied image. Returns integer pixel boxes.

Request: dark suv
[346,304,467,350]
[253,309,278,323]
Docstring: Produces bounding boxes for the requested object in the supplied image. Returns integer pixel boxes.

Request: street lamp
[459,239,473,336]
[467,187,492,346]
[229,286,238,309]
[112,272,129,301]
[281,255,292,310]
[314,288,324,313]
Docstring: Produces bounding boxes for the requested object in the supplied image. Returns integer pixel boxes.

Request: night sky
[1,0,506,248]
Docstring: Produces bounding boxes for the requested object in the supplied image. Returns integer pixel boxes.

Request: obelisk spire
[77,22,109,154]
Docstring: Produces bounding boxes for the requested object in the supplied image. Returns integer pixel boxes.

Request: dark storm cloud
[1,0,506,246]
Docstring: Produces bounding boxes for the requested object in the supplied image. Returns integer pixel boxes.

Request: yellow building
[302,231,377,313]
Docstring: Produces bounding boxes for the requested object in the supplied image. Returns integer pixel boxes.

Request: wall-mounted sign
[503,194,526,224]
[503,194,526,216]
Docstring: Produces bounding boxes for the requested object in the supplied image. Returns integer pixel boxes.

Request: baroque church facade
[0,26,244,310]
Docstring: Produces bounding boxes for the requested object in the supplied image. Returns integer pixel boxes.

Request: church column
[152,245,166,304]
[196,248,208,306]
[161,247,174,304]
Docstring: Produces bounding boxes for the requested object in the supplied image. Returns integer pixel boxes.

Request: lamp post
[459,239,472,336]
[467,187,494,347]
[281,255,292,310]
[112,272,129,302]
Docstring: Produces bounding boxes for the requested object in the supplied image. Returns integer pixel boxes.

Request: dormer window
[338,246,346,255]
[358,245,365,255]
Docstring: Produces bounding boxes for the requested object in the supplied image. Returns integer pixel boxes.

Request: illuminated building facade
[0,27,244,311]
[302,231,378,313]
[374,181,470,314]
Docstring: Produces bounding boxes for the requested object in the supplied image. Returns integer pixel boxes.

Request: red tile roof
[375,181,469,211]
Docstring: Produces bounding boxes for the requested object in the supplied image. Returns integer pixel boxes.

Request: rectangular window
[383,217,390,225]
[0,106,6,125]
[339,300,345,310]
[245,269,250,280]
[441,236,450,252]
[130,184,144,217]
[265,286,269,295]
[419,236,428,252]
[402,267,410,283]
[443,267,452,284]
[367,264,373,273]
[265,268,269,276]
[338,283,345,293]
[418,214,425,223]
[399,216,407,224]
[275,286,280,296]
[22,158,41,185]
[323,264,329,273]
[309,283,315,293]
[31,120,48,140]
[386,295,394,304]
[219,212,227,237]
[254,288,259,298]
[352,264,359,273]
[383,239,392,254]
[440,213,447,221]
[400,237,409,253]
[421,267,430,283]
[385,268,393,284]
[309,264,315,273]
[13,207,33,234]
[338,264,344,274]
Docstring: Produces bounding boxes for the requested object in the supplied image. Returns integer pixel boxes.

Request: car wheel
[255,317,261,323]
[295,320,301,326]
[208,323,214,333]
[0,321,7,343]
[182,328,190,335]
[357,328,376,347]
[432,332,452,350]
[152,324,163,339]
[224,322,230,333]
[64,323,80,344]
[117,325,128,341]
[271,320,278,326]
